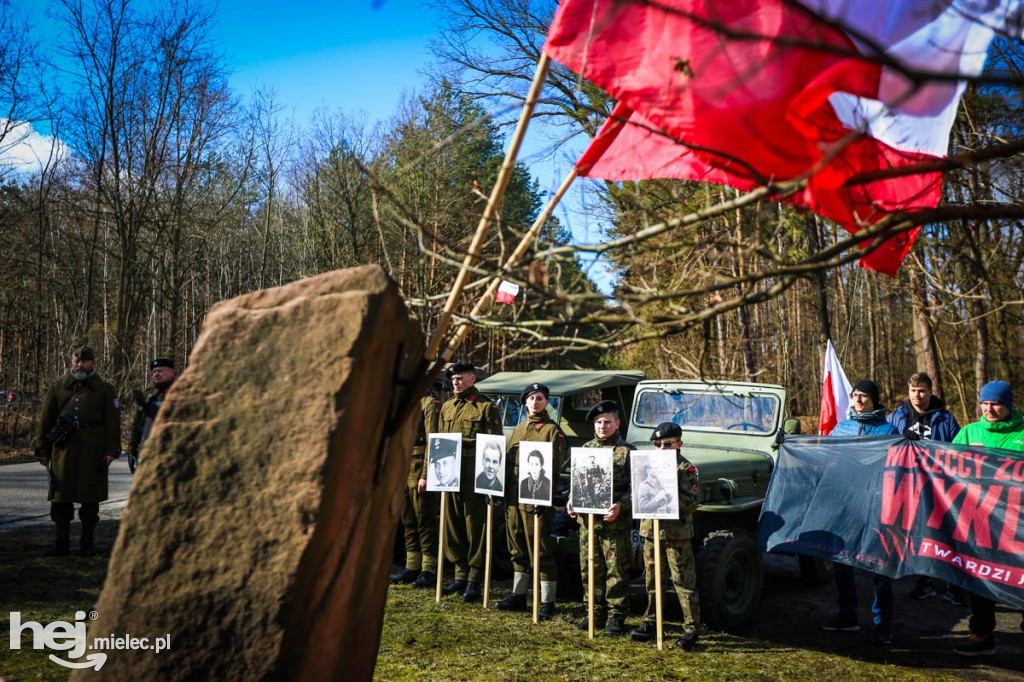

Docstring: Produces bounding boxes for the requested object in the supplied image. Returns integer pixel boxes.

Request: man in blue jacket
[821,379,899,644]
[887,372,964,605]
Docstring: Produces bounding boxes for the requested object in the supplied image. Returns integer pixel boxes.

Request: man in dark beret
[630,422,702,651]
[35,346,120,556]
[496,381,567,619]
[128,357,177,474]
[568,399,633,635]
[437,361,502,603]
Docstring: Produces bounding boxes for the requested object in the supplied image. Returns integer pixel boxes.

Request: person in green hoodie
[951,380,1024,657]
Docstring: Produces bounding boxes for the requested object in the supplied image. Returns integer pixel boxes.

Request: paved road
[0,458,133,529]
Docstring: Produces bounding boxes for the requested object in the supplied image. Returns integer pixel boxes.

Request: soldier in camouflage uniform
[495,382,567,620]
[127,358,176,473]
[437,361,502,603]
[35,346,120,557]
[569,399,633,635]
[391,381,442,588]
[630,422,702,651]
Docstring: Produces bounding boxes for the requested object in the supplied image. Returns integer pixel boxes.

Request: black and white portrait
[630,451,679,520]
[570,447,613,514]
[517,441,553,506]
[426,433,462,492]
[474,433,506,496]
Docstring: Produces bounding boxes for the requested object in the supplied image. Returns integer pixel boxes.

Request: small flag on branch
[819,340,852,435]
[545,0,1019,275]
[495,280,520,304]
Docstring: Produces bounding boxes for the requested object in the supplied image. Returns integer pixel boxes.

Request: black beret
[520,382,550,403]
[72,345,96,361]
[651,422,683,441]
[150,358,175,370]
[585,399,619,423]
[446,361,475,378]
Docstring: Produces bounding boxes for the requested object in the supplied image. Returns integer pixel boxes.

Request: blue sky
[7,0,613,290]
[216,0,439,124]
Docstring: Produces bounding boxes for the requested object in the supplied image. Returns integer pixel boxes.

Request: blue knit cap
[979,380,1013,408]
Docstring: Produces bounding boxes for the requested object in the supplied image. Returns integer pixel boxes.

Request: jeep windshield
[633,388,780,434]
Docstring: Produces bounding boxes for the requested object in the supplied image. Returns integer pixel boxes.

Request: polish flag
[819,339,853,435]
[545,0,1019,275]
[495,280,520,304]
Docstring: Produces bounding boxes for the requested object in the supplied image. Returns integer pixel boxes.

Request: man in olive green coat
[496,382,567,620]
[437,361,502,603]
[391,382,442,589]
[630,422,702,651]
[569,400,633,636]
[35,346,121,556]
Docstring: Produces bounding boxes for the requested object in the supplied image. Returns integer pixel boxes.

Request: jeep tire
[697,529,762,630]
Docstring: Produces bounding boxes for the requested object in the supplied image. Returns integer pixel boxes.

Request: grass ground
[378,585,956,681]
[2,518,1021,681]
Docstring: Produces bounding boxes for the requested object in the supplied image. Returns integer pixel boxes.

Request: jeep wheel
[798,555,833,586]
[697,529,762,630]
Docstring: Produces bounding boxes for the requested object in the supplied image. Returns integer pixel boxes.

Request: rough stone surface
[74,265,424,681]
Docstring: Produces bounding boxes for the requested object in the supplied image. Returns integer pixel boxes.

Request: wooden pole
[655,520,663,651]
[588,513,595,639]
[436,491,447,603]
[439,167,580,363]
[425,53,552,361]
[484,498,493,609]
[532,511,541,623]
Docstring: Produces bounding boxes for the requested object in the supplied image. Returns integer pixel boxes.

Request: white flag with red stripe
[495,280,520,305]
[819,340,853,435]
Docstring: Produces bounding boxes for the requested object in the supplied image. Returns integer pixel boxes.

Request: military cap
[585,399,619,423]
[72,345,96,361]
[446,361,475,378]
[431,438,456,460]
[520,382,550,403]
[650,422,683,442]
[150,357,175,370]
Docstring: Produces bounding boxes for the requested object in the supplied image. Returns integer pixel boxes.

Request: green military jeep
[629,379,828,630]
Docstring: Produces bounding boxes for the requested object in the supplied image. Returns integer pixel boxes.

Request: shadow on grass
[0,520,120,682]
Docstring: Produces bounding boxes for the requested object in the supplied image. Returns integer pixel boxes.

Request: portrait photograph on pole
[630,451,680,520]
[426,433,462,492]
[517,441,554,506]
[474,433,506,496]
[570,447,613,514]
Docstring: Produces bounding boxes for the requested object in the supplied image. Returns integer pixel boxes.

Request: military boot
[79,519,98,557]
[45,521,71,557]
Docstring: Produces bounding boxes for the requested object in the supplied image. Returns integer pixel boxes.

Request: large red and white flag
[545,0,1020,275]
[819,339,852,435]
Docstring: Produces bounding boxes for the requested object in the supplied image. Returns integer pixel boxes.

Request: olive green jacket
[505,412,567,505]
[36,371,120,503]
[437,386,502,458]
[410,394,441,481]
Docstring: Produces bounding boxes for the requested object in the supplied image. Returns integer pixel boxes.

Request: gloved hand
[903,429,921,441]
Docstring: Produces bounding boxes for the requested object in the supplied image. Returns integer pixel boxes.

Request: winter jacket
[887,397,961,442]
[952,409,1024,452]
[831,407,899,436]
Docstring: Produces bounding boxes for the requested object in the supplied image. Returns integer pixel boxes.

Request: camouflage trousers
[506,503,558,581]
[578,523,631,618]
[642,535,700,634]
[399,465,440,573]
